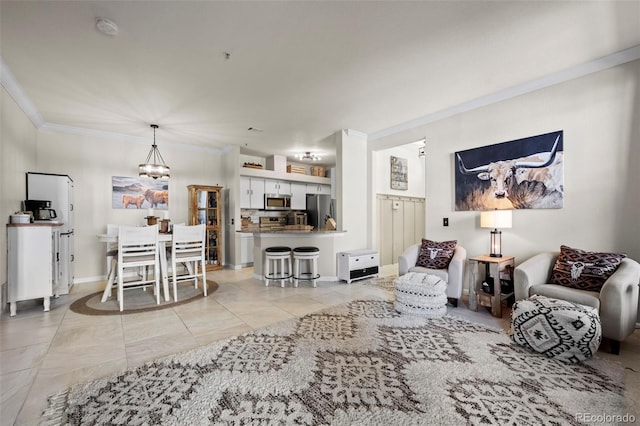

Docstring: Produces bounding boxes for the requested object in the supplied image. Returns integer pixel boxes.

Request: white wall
[374,144,425,198]
[1,87,38,292]
[336,129,369,251]
[373,60,640,265]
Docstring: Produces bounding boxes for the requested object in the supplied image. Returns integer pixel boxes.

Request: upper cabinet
[240,177,265,209]
[306,183,331,195]
[265,179,291,195]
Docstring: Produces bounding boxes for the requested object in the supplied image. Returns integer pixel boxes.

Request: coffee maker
[23,200,57,221]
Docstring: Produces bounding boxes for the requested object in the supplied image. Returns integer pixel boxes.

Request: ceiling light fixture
[95,17,119,37]
[139,124,170,179]
[296,152,322,162]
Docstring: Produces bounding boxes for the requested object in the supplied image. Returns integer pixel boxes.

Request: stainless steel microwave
[264,193,291,210]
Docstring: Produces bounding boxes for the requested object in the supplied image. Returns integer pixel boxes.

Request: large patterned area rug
[43,299,625,425]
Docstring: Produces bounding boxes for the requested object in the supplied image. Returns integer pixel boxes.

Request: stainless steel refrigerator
[26,172,74,294]
[306,194,335,230]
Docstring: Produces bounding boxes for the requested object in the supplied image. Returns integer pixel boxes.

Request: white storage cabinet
[7,225,58,316]
[337,249,379,283]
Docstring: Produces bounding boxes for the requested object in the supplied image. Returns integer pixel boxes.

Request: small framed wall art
[390,156,408,190]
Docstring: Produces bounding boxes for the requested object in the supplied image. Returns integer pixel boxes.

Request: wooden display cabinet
[187,185,223,271]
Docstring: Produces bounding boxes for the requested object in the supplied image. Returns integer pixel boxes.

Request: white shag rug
[42,299,625,425]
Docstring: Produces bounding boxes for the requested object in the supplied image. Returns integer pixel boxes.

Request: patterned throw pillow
[415,239,457,269]
[549,245,626,292]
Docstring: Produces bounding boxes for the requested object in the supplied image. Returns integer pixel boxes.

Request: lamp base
[489,229,502,259]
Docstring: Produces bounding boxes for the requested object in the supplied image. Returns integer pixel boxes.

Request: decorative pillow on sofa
[549,245,626,292]
[416,239,457,269]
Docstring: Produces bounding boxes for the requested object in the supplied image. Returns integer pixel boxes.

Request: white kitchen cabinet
[240,176,265,209]
[265,179,291,195]
[306,183,331,195]
[239,233,254,266]
[290,182,307,210]
[7,224,59,316]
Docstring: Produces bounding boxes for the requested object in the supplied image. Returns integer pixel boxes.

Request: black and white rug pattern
[43,300,624,425]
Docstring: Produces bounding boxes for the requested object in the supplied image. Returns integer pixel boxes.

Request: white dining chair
[117,224,160,311]
[101,224,120,302]
[169,224,207,301]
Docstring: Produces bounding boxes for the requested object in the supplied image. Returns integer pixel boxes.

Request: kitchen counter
[238,227,343,234]
[251,230,346,281]
[7,222,64,227]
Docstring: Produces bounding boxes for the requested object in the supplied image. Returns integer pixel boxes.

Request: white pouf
[511,295,601,364]
[394,272,448,318]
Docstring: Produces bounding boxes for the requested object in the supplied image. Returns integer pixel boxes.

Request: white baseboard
[74,275,106,285]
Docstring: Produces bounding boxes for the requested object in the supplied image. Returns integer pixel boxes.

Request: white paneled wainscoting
[376,194,425,266]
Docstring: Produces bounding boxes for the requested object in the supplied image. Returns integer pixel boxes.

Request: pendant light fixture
[139,124,170,179]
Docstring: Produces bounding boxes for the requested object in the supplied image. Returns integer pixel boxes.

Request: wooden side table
[468,255,515,318]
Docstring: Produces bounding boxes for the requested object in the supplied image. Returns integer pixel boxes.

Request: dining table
[97,232,173,303]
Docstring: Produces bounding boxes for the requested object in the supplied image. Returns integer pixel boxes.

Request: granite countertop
[237,226,344,234]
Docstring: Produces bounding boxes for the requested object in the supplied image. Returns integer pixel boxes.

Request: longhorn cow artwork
[454,130,564,210]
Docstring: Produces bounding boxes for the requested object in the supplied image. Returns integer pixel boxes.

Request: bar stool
[264,246,293,287]
[293,246,320,287]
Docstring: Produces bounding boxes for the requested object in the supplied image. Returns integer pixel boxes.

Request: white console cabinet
[7,224,61,316]
[337,249,379,283]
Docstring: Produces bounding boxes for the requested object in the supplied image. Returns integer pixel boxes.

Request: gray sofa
[514,252,640,354]
[398,244,466,307]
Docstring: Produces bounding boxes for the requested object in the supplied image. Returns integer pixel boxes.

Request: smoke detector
[96,18,119,36]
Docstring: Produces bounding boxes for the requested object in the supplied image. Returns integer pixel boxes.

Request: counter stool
[265,246,293,287]
[293,246,320,287]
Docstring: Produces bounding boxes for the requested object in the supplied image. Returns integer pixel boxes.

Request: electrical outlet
[443,218,449,226]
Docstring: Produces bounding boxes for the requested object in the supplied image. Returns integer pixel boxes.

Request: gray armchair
[515,252,640,354]
[398,244,466,307]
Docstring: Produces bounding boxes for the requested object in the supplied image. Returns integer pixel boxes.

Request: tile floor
[1,265,639,425]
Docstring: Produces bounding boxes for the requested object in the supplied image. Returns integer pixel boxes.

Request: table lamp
[480,209,512,257]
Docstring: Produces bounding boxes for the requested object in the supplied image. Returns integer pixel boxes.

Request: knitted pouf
[510,295,601,364]
[394,272,448,318]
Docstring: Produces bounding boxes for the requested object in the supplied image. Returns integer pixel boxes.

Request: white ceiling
[2,1,639,166]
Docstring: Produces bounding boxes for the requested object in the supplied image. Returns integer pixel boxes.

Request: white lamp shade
[480,210,512,229]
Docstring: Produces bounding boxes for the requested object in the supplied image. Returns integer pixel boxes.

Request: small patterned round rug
[69,280,218,315]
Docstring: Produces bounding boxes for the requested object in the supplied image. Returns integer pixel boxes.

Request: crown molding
[1,56,44,127]
[369,45,640,143]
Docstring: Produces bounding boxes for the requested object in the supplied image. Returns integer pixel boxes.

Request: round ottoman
[394,272,448,318]
[510,295,601,363]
